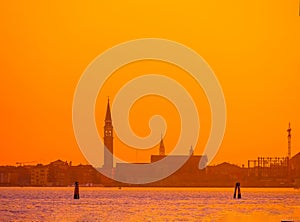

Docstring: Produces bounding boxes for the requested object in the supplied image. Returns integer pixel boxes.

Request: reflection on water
[0,187,299,221]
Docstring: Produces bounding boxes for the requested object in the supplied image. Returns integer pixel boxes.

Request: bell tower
[103,98,113,169]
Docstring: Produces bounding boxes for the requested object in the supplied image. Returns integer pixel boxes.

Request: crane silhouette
[16,161,36,166]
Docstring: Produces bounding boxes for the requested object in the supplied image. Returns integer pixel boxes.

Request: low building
[0,166,19,186]
[70,164,102,186]
[291,152,300,179]
[48,160,71,186]
[30,165,49,186]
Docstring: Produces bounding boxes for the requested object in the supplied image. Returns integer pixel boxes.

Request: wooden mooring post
[233,182,241,199]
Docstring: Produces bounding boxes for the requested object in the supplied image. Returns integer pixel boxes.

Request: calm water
[0,187,299,222]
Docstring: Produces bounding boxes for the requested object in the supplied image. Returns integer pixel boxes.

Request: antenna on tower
[287,122,291,159]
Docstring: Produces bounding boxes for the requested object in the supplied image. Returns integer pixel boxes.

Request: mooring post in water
[233,182,241,199]
[74,181,79,199]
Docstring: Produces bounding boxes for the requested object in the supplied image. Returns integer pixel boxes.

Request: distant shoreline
[0,185,297,188]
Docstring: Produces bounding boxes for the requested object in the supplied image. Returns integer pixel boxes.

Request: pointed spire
[159,134,165,155]
[189,145,194,156]
[105,97,112,124]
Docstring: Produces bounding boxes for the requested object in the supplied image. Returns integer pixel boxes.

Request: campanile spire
[159,134,165,156]
[103,98,113,169]
[105,97,112,124]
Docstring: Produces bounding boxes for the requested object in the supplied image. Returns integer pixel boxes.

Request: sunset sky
[0,1,299,166]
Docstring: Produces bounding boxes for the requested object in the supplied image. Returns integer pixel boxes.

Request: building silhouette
[0,102,299,187]
[97,98,300,187]
[31,164,49,186]
[246,123,295,186]
[159,136,165,156]
[103,98,114,170]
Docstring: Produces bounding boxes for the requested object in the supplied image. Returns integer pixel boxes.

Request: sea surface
[0,187,299,222]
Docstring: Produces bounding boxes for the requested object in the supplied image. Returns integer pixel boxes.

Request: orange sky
[0,1,299,166]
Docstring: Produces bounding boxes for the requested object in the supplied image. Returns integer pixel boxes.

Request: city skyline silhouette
[1,1,300,221]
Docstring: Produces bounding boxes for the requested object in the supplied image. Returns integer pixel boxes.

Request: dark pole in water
[233,182,241,199]
[74,181,79,199]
